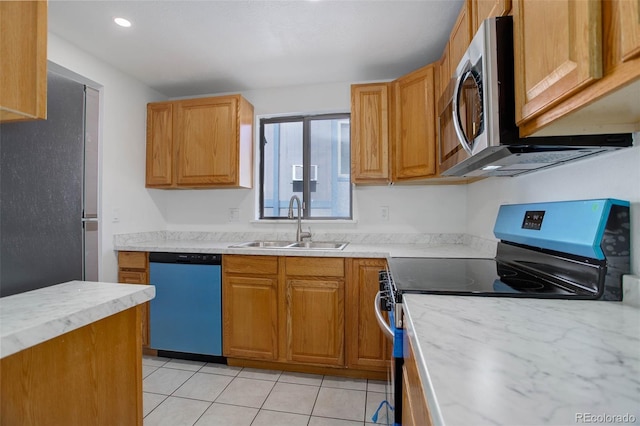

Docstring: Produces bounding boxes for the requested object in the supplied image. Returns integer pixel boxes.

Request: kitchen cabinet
[448,0,473,75]
[284,257,345,366]
[0,0,47,122]
[472,0,511,33]
[2,305,144,426]
[402,335,433,426]
[346,259,389,372]
[392,64,437,181]
[118,251,150,347]
[350,83,391,184]
[515,0,640,137]
[222,255,279,360]
[436,47,450,107]
[146,94,254,189]
[512,0,603,125]
[620,0,640,61]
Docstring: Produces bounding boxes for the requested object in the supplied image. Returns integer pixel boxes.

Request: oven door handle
[452,63,475,156]
[374,292,394,340]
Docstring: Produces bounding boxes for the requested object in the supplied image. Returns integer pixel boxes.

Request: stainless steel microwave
[438,16,632,177]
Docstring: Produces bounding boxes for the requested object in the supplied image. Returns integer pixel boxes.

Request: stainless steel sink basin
[229,240,349,250]
[288,241,349,250]
[229,240,296,248]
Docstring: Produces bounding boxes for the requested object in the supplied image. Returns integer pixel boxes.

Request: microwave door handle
[452,68,474,156]
[374,292,394,340]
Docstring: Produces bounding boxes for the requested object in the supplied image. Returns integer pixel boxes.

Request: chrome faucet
[288,195,312,242]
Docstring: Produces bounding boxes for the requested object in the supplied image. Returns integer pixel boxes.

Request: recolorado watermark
[576,413,637,424]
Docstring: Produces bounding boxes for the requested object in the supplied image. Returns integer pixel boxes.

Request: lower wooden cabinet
[284,257,345,366]
[403,335,433,426]
[117,251,150,347]
[222,255,387,374]
[223,255,279,360]
[346,258,389,371]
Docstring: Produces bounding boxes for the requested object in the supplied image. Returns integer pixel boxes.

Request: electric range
[375,199,631,426]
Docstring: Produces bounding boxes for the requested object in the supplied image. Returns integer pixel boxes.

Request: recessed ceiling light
[114,17,132,28]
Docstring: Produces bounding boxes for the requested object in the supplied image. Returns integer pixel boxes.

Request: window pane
[309,118,351,218]
[263,121,303,218]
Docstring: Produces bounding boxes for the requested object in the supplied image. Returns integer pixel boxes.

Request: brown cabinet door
[223,275,279,360]
[346,259,389,371]
[117,252,150,348]
[393,64,437,181]
[448,0,473,73]
[513,0,602,124]
[350,83,390,183]
[472,0,511,33]
[175,96,239,186]
[285,278,345,366]
[437,47,450,106]
[146,102,174,187]
[0,0,47,122]
[620,0,640,61]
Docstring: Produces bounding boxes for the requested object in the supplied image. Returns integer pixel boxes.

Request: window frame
[258,113,352,220]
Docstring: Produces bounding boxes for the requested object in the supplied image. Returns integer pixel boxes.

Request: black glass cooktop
[387,257,596,299]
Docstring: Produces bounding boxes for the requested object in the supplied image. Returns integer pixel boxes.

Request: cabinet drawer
[224,255,279,275]
[118,271,148,284]
[118,251,148,270]
[285,257,345,277]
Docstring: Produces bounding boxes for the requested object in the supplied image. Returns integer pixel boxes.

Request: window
[259,113,352,219]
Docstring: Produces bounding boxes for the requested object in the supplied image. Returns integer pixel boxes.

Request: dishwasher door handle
[374,292,394,340]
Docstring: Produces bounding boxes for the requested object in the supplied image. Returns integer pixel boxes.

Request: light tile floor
[143,355,393,426]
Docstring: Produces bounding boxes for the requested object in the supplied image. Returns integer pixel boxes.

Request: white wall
[466,138,640,274]
[47,34,166,282]
[161,81,468,235]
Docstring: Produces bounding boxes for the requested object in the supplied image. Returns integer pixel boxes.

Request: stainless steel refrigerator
[0,70,99,297]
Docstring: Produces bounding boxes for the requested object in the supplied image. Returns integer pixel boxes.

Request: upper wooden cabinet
[513,0,603,125]
[448,0,473,74]
[0,0,47,122]
[619,0,640,62]
[472,0,511,33]
[351,83,391,184]
[516,0,640,137]
[392,64,437,181]
[146,94,254,189]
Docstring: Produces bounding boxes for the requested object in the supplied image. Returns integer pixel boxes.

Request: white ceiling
[48,0,463,98]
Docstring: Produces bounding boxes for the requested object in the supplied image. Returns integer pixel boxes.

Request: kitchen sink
[228,241,349,250]
[229,240,296,248]
[288,241,349,250]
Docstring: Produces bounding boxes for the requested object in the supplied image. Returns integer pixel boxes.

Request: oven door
[375,291,404,426]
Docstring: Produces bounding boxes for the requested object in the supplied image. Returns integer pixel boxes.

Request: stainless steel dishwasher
[149,252,223,361]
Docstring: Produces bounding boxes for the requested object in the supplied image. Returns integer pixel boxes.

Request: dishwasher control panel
[149,252,221,265]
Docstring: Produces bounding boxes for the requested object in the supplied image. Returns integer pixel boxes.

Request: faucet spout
[288,195,311,242]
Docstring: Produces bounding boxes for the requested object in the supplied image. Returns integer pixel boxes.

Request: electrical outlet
[228,208,240,222]
[380,206,389,222]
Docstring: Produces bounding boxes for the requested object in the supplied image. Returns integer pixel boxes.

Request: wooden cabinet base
[227,357,385,381]
[1,307,143,426]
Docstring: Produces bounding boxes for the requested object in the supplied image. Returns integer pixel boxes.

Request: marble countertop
[113,231,498,259]
[0,281,155,359]
[403,275,640,426]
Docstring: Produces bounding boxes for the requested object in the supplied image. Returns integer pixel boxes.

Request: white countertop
[113,231,498,259]
[403,275,640,426]
[0,281,155,359]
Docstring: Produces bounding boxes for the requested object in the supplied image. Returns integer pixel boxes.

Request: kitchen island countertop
[402,274,640,426]
[0,281,155,358]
